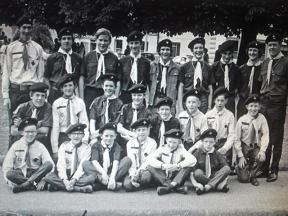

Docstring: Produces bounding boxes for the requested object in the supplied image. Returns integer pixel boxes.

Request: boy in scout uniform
[190,87,235,166]
[210,40,241,114]
[235,95,269,186]
[147,129,197,195]
[178,37,213,114]
[123,118,157,192]
[80,28,121,110]
[117,84,152,143]
[11,82,52,152]
[190,129,231,195]
[89,73,123,140]
[119,31,150,104]
[259,33,288,182]
[51,74,89,161]
[149,39,179,114]
[82,123,131,191]
[178,89,208,150]
[150,97,181,147]
[43,123,93,193]
[2,118,54,193]
[237,41,262,118]
[44,27,82,104]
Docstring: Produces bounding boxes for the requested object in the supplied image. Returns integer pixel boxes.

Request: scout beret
[95,28,112,41]
[244,94,260,105]
[218,40,235,53]
[99,122,117,134]
[16,15,33,26]
[199,128,217,140]
[18,118,38,131]
[29,82,49,93]
[65,123,86,134]
[101,73,119,84]
[57,74,77,88]
[157,39,173,52]
[183,89,201,103]
[131,118,151,129]
[265,33,283,44]
[213,87,229,100]
[247,40,261,50]
[58,27,73,39]
[188,37,205,50]
[127,31,143,42]
[164,129,183,139]
[128,84,146,94]
[155,97,173,108]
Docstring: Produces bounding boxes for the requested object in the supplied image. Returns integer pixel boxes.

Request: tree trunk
[237,25,258,66]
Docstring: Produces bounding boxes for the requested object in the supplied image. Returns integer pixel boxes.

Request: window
[115,39,123,54]
[172,42,180,57]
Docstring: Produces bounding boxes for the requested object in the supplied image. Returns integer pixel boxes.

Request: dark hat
[18,118,38,131]
[244,94,260,105]
[183,89,201,103]
[127,31,143,42]
[199,128,217,140]
[157,39,173,52]
[58,27,73,39]
[29,82,49,93]
[131,118,151,129]
[164,129,183,139]
[213,87,229,100]
[155,97,173,108]
[247,40,261,50]
[188,37,205,50]
[65,123,86,134]
[128,84,146,94]
[265,33,283,44]
[99,122,117,134]
[57,74,76,89]
[218,40,235,53]
[16,15,33,26]
[101,73,119,84]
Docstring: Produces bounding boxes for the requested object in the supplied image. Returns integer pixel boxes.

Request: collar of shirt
[58,47,72,55]
[159,58,170,67]
[268,51,284,60]
[18,38,32,44]
[187,109,200,118]
[130,52,141,59]
[192,56,203,62]
[220,58,233,65]
[101,140,113,150]
[200,147,215,155]
[247,59,262,67]
[211,107,226,116]
[62,95,76,100]
[95,48,109,55]
[132,103,144,111]
[161,114,173,122]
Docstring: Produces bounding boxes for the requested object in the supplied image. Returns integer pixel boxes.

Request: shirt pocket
[12,53,23,71]
[272,70,285,83]
[207,117,216,128]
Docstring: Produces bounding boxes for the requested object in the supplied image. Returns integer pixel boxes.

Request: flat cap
[265,33,283,44]
[17,15,33,26]
[157,39,173,52]
[199,128,217,140]
[131,118,151,129]
[164,129,183,139]
[219,40,235,53]
[101,73,119,84]
[188,37,205,50]
[213,87,229,100]
[29,82,49,93]
[247,40,261,50]
[58,27,73,39]
[128,84,146,94]
[18,118,38,131]
[244,94,260,105]
[127,31,143,42]
[155,97,173,108]
[99,122,117,134]
[183,89,201,103]
[57,74,76,88]
[65,123,86,134]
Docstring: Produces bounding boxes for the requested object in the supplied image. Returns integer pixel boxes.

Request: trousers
[123,169,152,192]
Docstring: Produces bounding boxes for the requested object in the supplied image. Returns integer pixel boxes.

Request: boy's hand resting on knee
[238,157,247,169]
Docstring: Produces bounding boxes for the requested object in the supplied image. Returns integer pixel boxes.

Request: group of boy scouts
[1,15,288,196]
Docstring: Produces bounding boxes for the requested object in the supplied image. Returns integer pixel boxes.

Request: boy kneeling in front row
[147,129,197,195]
[190,129,231,195]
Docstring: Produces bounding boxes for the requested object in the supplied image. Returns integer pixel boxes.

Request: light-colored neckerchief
[58,48,73,74]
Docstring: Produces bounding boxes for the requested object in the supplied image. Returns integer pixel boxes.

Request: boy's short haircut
[213,87,229,101]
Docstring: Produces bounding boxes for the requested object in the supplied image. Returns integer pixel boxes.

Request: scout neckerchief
[63,95,76,127]
[220,58,233,91]
[192,56,203,88]
[58,48,73,74]
[159,114,173,146]
[205,147,214,178]
[104,95,117,124]
[31,107,38,119]
[19,39,30,71]
[246,59,262,94]
[166,146,178,178]
[130,52,141,84]
[159,58,170,93]
[71,142,81,176]
[22,138,34,177]
[246,114,259,147]
[101,140,112,173]
[131,103,140,124]
[266,52,284,85]
[135,138,145,169]
[183,110,198,143]
[95,48,109,81]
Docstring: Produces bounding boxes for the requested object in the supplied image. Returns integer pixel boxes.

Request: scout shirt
[147,144,197,169]
[119,103,152,130]
[51,95,89,153]
[178,109,208,143]
[126,137,157,177]
[57,141,91,181]
[82,51,121,89]
[205,107,235,152]
[2,40,45,99]
[89,95,123,130]
[2,137,54,178]
[149,60,179,106]
[234,113,269,158]
[13,100,52,128]
[44,51,82,85]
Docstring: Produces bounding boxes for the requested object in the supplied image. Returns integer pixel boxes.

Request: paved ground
[0,171,287,216]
